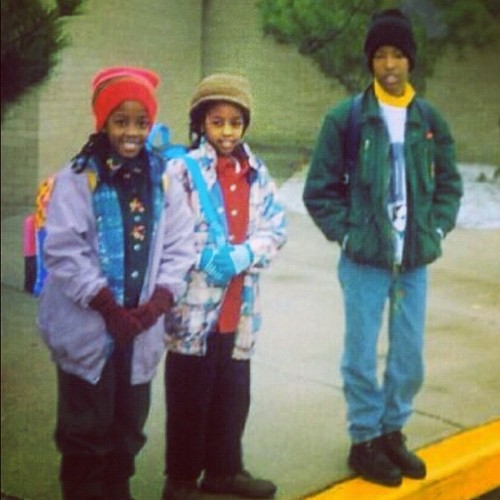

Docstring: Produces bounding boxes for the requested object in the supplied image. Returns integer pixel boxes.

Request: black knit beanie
[364,9,417,71]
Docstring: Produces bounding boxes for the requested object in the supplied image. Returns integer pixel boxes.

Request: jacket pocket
[358,138,374,186]
[412,138,435,195]
[413,212,442,265]
[345,213,392,266]
[37,281,107,369]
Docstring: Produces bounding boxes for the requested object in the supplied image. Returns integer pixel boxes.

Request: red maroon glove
[130,286,174,330]
[89,287,143,346]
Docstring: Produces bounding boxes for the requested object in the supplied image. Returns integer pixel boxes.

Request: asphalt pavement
[2,211,499,499]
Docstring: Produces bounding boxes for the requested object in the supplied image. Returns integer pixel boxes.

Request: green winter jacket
[303,85,463,270]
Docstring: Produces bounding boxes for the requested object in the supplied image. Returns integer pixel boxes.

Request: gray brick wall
[1,0,203,213]
[201,0,346,147]
[1,90,40,211]
[36,0,203,178]
[2,1,499,213]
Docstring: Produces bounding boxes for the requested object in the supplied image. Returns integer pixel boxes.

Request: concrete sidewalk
[2,212,500,499]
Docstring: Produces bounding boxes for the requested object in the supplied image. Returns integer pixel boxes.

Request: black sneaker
[348,437,402,487]
[105,480,134,500]
[381,431,427,479]
[201,470,277,498]
[162,478,201,500]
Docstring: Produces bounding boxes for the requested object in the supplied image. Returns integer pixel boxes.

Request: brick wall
[37,0,203,178]
[2,1,499,213]
[1,0,202,213]
[1,91,40,211]
[201,0,347,147]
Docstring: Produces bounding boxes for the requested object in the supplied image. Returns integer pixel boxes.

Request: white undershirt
[379,102,408,265]
[379,102,407,142]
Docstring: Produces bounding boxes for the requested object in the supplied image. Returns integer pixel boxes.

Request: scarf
[374,79,415,108]
[88,150,165,304]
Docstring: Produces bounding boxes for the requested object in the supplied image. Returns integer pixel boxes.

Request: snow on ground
[277,164,500,229]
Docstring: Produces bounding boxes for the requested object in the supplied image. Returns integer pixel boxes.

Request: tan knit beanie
[189,73,252,119]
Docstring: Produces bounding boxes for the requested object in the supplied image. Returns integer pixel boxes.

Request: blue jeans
[338,253,427,444]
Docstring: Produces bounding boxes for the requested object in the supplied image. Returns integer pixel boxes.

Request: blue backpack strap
[146,123,189,160]
[146,124,227,244]
[343,92,363,184]
[182,155,226,246]
[146,123,171,156]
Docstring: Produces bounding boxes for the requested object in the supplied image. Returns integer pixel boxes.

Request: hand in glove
[198,247,229,287]
[130,286,174,330]
[212,244,253,283]
[89,287,143,346]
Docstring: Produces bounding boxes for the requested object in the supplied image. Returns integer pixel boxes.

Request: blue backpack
[145,123,188,161]
[23,124,224,296]
[146,123,226,246]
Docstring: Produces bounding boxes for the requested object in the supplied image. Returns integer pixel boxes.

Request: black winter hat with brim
[364,9,417,71]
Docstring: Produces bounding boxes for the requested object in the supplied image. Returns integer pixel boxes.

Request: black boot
[381,431,427,479]
[201,470,277,498]
[60,454,107,500]
[105,479,134,500]
[104,453,135,499]
[348,437,402,487]
[162,478,201,500]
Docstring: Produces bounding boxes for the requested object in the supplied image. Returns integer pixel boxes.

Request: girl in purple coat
[37,66,195,500]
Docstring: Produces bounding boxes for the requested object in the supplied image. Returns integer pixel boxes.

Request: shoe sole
[400,469,427,480]
[384,455,427,479]
[201,485,276,498]
[348,460,402,487]
[355,471,402,487]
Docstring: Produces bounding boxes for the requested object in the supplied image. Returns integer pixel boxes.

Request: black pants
[55,344,150,499]
[165,333,251,481]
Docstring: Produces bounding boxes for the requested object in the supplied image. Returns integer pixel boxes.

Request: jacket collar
[363,85,421,124]
[362,85,429,145]
[196,137,259,171]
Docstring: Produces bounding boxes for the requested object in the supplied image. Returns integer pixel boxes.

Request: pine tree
[257,0,499,94]
[1,0,84,121]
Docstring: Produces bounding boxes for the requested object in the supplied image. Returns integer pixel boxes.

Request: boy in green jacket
[303,9,462,487]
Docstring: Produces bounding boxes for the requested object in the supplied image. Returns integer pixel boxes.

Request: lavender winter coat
[37,156,196,385]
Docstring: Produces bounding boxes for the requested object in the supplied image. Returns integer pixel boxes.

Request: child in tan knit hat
[163,73,287,499]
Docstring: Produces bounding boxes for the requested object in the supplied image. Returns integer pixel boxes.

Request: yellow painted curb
[307,419,500,500]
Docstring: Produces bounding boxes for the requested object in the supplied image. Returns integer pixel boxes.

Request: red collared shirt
[215,153,250,333]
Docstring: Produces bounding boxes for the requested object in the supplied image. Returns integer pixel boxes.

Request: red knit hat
[91,66,160,131]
